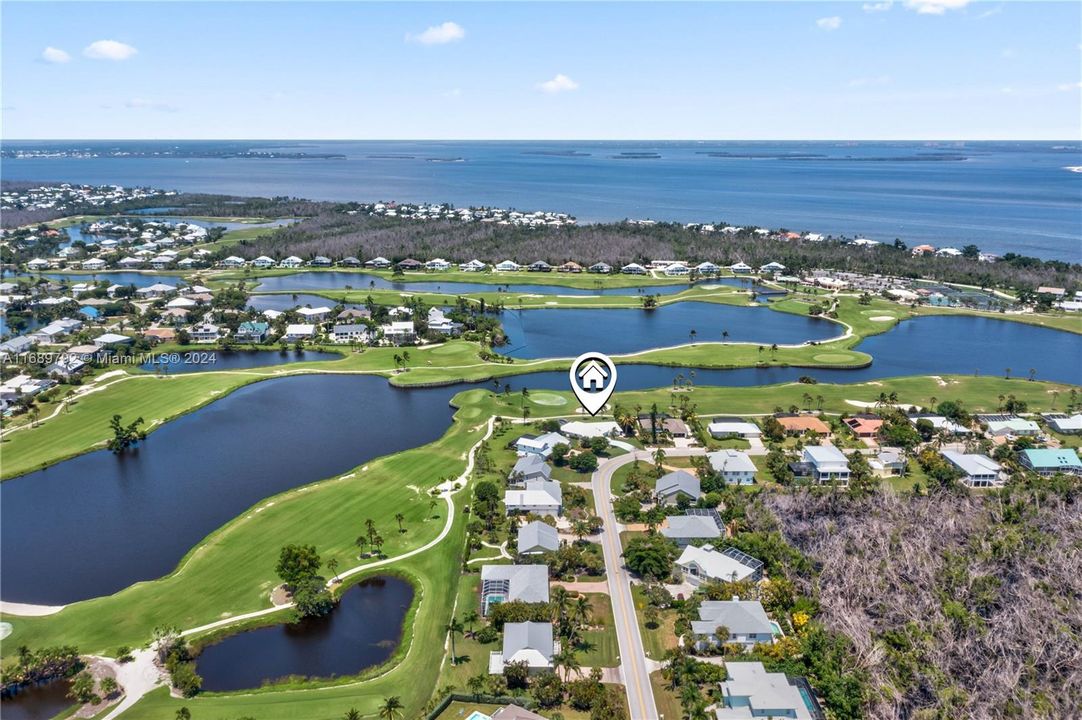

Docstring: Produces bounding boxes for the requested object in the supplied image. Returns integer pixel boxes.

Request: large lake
[4,140,1079,260]
[195,576,412,691]
[0,315,1079,604]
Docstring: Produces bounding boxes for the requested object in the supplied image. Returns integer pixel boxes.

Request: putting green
[813,353,856,363]
[429,344,470,355]
[530,393,569,406]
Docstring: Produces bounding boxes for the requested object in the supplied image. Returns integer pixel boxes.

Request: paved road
[593,450,660,720]
[592,447,708,719]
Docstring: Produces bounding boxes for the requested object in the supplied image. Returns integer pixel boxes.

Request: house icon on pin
[577,360,609,391]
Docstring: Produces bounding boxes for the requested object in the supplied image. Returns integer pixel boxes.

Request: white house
[984,418,1041,437]
[135,283,177,299]
[332,324,371,344]
[488,622,555,676]
[589,262,612,274]
[495,260,522,272]
[715,662,814,720]
[380,321,416,345]
[676,545,764,586]
[655,470,701,505]
[190,323,221,343]
[279,256,304,268]
[708,420,762,439]
[480,564,549,615]
[802,444,850,484]
[941,450,1003,488]
[505,480,563,517]
[1044,413,1082,434]
[364,256,391,269]
[517,521,560,555]
[664,262,691,276]
[459,259,486,272]
[283,323,316,341]
[425,258,452,271]
[759,262,787,274]
[296,306,332,322]
[81,258,108,271]
[252,255,276,268]
[730,262,753,274]
[661,513,723,547]
[691,599,775,651]
[695,261,720,275]
[26,258,51,271]
[708,450,757,485]
[219,255,246,268]
[514,432,571,458]
[560,420,621,439]
[621,263,648,275]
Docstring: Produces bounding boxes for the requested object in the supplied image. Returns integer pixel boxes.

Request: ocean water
[3,140,1080,261]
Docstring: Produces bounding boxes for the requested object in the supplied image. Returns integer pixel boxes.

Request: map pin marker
[569,352,618,416]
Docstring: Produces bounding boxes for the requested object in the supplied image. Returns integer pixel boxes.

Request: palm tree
[392,353,402,370]
[402,350,411,367]
[1004,367,1011,379]
[466,673,486,699]
[344,709,362,720]
[395,512,405,533]
[652,447,667,474]
[689,328,697,343]
[327,558,339,581]
[721,330,729,341]
[463,609,479,635]
[555,645,582,681]
[379,696,404,720]
[446,617,464,664]
[572,595,591,631]
[522,405,531,424]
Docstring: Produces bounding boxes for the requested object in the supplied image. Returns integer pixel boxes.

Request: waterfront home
[508,454,552,485]
[166,297,198,309]
[759,261,787,274]
[911,244,936,256]
[983,416,1041,437]
[844,415,883,439]
[515,431,571,458]
[379,320,416,345]
[236,321,270,343]
[149,255,175,270]
[262,309,284,320]
[143,328,176,343]
[283,323,316,341]
[870,448,907,476]
[1043,413,1082,434]
[708,450,757,485]
[661,511,723,547]
[528,260,553,272]
[559,420,621,439]
[0,374,56,403]
[495,260,522,272]
[176,258,201,270]
[397,258,423,271]
[45,355,87,379]
[621,262,648,275]
[81,258,108,271]
[801,445,850,484]
[1020,448,1082,477]
[425,258,452,271]
[655,470,701,505]
[335,309,370,321]
[219,256,246,268]
[26,258,52,271]
[190,323,221,343]
[160,308,190,323]
[0,336,35,358]
[427,307,463,335]
[557,261,583,273]
[588,262,612,274]
[93,332,133,348]
[296,306,333,322]
[331,324,370,344]
[364,256,391,269]
[696,261,720,275]
[117,257,144,269]
[715,662,816,720]
[776,415,831,436]
[909,414,972,435]
[941,450,1003,488]
[252,255,276,268]
[480,564,550,615]
[505,480,563,517]
[664,262,691,276]
[310,256,332,267]
[136,283,178,299]
[459,259,487,272]
[517,521,560,555]
[279,256,304,269]
[691,599,774,652]
[708,419,762,439]
[1036,286,1066,297]
[489,622,555,676]
[340,256,361,267]
[676,544,764,586]
[730,262,752,274]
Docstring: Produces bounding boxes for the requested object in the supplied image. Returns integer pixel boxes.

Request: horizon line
[4,137,1080,143]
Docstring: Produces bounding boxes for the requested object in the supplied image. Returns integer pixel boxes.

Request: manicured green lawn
[577,593,620,668]
[632,585,680,661]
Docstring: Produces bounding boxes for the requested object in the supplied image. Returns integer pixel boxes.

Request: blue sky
[2,1,1079,140]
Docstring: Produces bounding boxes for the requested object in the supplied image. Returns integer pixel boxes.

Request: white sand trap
[530,393,568,406]
[0,622,12,639]
[546,301,558,305]
[869,316,895,322]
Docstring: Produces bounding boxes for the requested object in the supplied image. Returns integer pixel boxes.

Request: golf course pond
[0,313,1079,605]
[194,575,413,691]
[0,677,75,720]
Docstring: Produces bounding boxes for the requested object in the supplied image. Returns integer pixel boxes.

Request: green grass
[576,593,620,668]
[650,670,684,720]
[611,460,651,496]
[632,585,680,661]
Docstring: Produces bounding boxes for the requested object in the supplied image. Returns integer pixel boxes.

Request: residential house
[557,261,583,273]
[528,260,552,272]
[283,324,316,341]
[661,512,723,547]
[715,662,816,720]
[337,308,372,321]
[495,260,522,272]
[802,445,850,484]
[844,415,883,439]
[364,256,391,269]
[870,448,907,476]
[696,261,721,275]
[505,480,563,517]
[708,450,757,485]
[459,259,487,272]
[559,420,621,439]
[252,256,276,269]
[941,451,1003,488]
[479,564,550,615]
[397,258,423,271]
[340,256,362,267]
[508,454,553,485]
[45,355,87,379]
[488,622,555,676]
[26,258,51,271]
[279,256,304,268]
[332,324,370,344]
[296,306,332,322]
[427,307,463,335]
[655,470,701,505]
[165,297,198,309]
[190,323,221,343]
[515,432,571,458]
[425,258,452,271]
[983,417,1041,437]
[676,545,764,586]
[664,262,691,276]
[0,336,36,358]
[691,599,775,651]
[730,262,753,274]
[588,262,612,274]
[92,332,133,349]
[310,256,332,267]
[517,521,560,555]
[80,258,108,271]
[0,374,56,403]
[135,283,178,299]
[379,321,416,345]
[1043,413,1082,434]
[776,415,831,436]
[708,419,762,439]
[235,321,270,343]
[663,418,690,437]
[759,262,787,274]
[219,256,246,268]
[621,263,648,275]
[1020,449,1082,477]
[909,414,972,435]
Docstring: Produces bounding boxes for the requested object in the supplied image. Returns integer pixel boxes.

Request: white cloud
[125,98,178,112]
[1057,81,1082,91]
[849,75,891,87]
[977,5,1003,19]
[1000,47,1017,59]
[537,74,580,94]
[41,46,71,64]
[862,2,893,11]
[408,21,465,45]
[816,16,843,30]
[904,0,971,14]
[84,40,138,60]
[442,88,462,98]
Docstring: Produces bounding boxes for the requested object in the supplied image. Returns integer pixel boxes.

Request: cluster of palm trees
[341,696,404,720]
[391,350,411,371]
